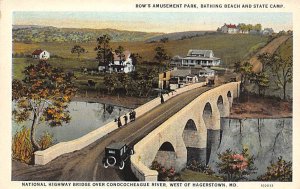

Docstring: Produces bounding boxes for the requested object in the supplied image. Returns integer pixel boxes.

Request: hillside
[12,25,163,42]
[249,35,291,72]
[145,31,216,42]
[13,34,268,67]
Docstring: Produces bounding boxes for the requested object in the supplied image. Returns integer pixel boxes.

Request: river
[12,101,130,143]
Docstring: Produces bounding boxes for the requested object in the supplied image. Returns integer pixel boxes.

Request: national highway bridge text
[21,182,231,187]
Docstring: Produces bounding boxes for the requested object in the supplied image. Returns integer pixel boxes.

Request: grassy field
[13,34,268,66]
[276,37,292,60]
[13,33,269,93]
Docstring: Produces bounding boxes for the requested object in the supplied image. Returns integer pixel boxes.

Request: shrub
[38,131,55,150]
[257,156,292,181]
[12,127,33,164]
[216,148,256,181]
[151,160,182,181]
[12,127,54,164]
[186,160,214,175]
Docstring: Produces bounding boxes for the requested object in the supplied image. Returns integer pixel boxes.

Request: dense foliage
[216,148,256,181]
[151,161,182,181]
[12,61,76,151]
[12,127,54,164]
[186,160,214,175]
[257,156,292,181]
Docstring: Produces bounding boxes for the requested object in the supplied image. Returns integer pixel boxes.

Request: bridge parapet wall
[131,82,240,181]
[34,82,206,165]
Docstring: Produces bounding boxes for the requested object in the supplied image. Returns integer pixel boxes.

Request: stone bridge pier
[131,82,240,181]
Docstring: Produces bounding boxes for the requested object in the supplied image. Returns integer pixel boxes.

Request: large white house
[32,49,50,60]
[98,50,135,73]
[171,49,221,67]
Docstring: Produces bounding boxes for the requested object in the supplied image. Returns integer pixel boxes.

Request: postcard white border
[1,0,299,188]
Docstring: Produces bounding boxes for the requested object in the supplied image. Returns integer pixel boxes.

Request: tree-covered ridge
[12,25,163,43]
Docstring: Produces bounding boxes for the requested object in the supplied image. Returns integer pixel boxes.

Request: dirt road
[249,35,290,72]
[12,86,215,181]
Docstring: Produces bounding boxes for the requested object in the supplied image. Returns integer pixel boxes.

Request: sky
[13,12,292,33]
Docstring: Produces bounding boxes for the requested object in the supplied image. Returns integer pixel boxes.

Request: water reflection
[12,101,130,143]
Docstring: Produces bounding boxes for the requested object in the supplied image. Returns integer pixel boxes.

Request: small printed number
[261,184,274,187]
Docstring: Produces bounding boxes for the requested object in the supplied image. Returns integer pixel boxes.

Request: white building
[169,68,198,89]
[32,49,50,60]
[195,67,215,77]
[172,49,220,67]
[220,23,239,34]
[98,50,135,73]
[262,28,274,35]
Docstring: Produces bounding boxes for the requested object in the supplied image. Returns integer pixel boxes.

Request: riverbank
[73,92,154,109]
[229,94,292,119]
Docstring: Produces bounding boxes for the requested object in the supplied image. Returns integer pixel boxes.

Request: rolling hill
[13,33,269,68]
[12,25,163,43]
[145,31,217,42]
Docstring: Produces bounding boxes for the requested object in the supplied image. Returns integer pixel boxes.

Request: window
[108,150,115,154]
[163,72,166,78]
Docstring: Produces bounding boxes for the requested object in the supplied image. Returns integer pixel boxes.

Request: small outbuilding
[32,49,50,60]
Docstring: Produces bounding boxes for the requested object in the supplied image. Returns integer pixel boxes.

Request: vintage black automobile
[102,142,134,170]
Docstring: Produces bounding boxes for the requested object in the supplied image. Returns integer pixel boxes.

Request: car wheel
[103,161,109,168]
[106,156,116,166]
[119,160,125,170]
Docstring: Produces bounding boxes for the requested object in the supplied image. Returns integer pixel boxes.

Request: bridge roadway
[12,85,218,181]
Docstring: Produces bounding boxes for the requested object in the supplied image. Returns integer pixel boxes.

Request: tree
[250,72,270,96]
[271,54,292,100]
[145,68,158,96]
[239,23,247,33]
[94,34,113,67]
[130,53,142,66]
[130,72,146,97]
[235,61,253,93]
[71,45,85,59]
[254,24,262,32]
[118,73,131,95]
[246,24,253,32]
[104,72,119,94]
[115,46,125,65]
[217,148,256,181]
[154,46,170,71]
[12,61,76,151]
[257,53,273,72]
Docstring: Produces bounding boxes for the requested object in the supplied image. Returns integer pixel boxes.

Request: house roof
[226,24,237,28]
[171,69,191,77]
[198,67,215,73]
[182,56,220,61]
[32,49,44,55]
[113,50,131,61]
[187,49,213,58]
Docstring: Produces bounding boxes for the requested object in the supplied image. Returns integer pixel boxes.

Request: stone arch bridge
[130,82,240,181]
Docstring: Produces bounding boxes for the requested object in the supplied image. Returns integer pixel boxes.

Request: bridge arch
[182,119,206,164]
[202,101,222,165]
[217,95,226,117]
[154,141,176,169]
[217,94,230,117]
[202,102,213,128]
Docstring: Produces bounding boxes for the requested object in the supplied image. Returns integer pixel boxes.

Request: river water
[12,101,130,143]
